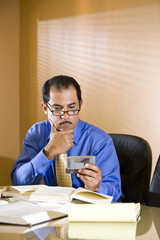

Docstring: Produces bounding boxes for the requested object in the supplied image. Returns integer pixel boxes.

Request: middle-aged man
[11,75,121,202]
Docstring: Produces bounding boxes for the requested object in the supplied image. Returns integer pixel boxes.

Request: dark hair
[42,75,82,104]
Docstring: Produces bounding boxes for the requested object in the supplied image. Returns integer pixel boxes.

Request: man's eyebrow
[48,103,62,108]
[48,102,77,107]
[68,102,76,106]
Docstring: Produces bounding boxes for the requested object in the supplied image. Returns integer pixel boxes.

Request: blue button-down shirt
[11,119,121,202]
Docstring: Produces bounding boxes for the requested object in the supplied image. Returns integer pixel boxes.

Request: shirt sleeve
[95,136,122,202]
[11,123,53,185]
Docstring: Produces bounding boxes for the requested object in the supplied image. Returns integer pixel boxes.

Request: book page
[0,200,9,206]
[29,186,74,203]
[31,186,74,197]
[68,203,141,222]
[72,188,112,204]
[2,185,75,203]
[2,185,41,195]
[0,201,67,226]
[2,185,74,196]
[34,202,69,214]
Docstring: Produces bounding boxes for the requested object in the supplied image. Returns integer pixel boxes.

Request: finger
[77,174,95,189]
[83,175,93,183]
[84,163,100,173]
[86,176,95,183]
[48,118,58,133]
[78,168,97,178]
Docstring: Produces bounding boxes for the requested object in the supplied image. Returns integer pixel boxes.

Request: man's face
[43,85,81,131]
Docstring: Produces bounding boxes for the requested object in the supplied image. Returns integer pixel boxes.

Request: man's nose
[60,111,69,119]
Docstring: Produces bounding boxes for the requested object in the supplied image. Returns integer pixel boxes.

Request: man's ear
[41,102,48,115]
[79,99,83,110]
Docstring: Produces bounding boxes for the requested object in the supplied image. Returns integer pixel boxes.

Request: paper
[0,200,9,206]
[71,187,112,204]
[0,201,67,226]
[1,185,74,204]
[1,185,112,205]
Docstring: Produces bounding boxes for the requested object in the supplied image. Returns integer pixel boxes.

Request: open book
[0,201,67,226]
[68,203,141,222]
[1,185,112,204]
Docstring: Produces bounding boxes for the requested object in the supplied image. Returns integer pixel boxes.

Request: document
[1,185,112,204]
[68,203,141,222]
[0,201,67,226]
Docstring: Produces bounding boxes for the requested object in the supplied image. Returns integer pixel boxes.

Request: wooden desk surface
[0,205,159,240]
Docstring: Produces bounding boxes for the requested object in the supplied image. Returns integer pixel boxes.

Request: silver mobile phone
[66,156,96,174]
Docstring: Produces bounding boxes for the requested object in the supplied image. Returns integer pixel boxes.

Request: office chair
[146,155,160,207]
[109,134,152,203]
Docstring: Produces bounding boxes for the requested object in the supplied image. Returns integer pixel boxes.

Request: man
[11,75,121,202]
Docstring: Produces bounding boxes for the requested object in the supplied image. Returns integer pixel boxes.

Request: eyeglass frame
[45,102,80,116]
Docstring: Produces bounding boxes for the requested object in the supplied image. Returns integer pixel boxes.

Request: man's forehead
[49,86,79,105]
[50,85,77,95]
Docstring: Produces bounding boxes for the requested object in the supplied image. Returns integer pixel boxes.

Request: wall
[0,0,20,185]
[20,0,160,176]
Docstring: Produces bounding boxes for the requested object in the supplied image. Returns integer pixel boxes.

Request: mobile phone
[66,156,96,174]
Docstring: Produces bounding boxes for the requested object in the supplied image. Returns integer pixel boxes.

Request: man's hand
[43,120,74,160]
[77,163,102,192]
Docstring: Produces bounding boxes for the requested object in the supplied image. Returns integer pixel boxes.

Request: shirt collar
[73,118,83,145]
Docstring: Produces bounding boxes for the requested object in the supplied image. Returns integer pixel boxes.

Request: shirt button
[42,164,45,168]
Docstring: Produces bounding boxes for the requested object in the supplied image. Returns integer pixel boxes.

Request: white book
[0,201,67,226]
[1,185,112,204]
[68,203,141,222]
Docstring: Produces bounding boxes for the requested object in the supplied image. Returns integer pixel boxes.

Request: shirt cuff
[31,149,54,177]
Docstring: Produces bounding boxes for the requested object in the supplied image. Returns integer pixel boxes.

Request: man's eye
[69,105,76,109]
[54,107,62,110]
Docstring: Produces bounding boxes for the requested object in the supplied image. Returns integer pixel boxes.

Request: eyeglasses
[46,103,80,116]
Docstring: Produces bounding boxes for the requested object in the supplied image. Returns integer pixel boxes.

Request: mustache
[59,121,72,126]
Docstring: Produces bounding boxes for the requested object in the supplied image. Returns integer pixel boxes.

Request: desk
[0,205,159,240]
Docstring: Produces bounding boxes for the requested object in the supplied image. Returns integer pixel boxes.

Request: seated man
[11,75,121,202]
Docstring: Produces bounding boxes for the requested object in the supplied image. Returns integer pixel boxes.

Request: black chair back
[146,155,160,207]
[109,134,152,203]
